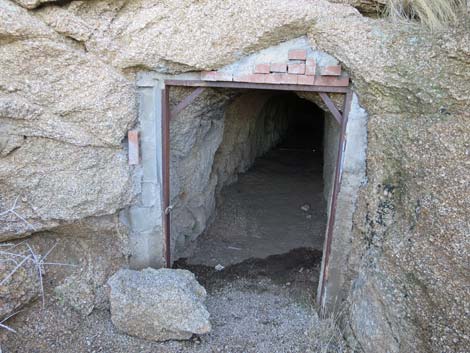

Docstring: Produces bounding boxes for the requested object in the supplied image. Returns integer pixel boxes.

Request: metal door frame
[161,79,353,306]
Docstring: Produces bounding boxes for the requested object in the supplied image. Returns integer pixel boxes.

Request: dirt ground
[1,249,331,353]
[187,147,326,266]
[1,145,336,353]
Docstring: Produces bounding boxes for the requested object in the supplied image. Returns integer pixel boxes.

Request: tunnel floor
[187,145,327,267]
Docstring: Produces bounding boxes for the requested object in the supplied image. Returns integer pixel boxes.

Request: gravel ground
[1,249,332,353]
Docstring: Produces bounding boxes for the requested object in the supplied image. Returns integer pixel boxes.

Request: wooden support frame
[170,87,206,118]
[319,92,342,124]
[161,79,353,307]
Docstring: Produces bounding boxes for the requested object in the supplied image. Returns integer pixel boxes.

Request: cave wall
[1,1,468,352]
[167,88,229,260]
[213,92,291,192]
[171,91,292,259]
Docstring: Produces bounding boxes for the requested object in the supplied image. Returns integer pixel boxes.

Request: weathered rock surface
[307,12,470,353]
[0,2,136,147]
[330,0,386,15]
[108,268,211,341]
[0,246,39,320]
[0,0,468,352]
[0,1,135,239]
[35,0,358,72]
[49,215,130,315]
[0,138,132,240]
[168,88,230,258]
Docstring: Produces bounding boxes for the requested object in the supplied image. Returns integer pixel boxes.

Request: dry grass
[309,305,355,353]
[385,0,468,29]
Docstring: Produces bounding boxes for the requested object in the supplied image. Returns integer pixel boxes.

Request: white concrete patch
[318,93,368,309]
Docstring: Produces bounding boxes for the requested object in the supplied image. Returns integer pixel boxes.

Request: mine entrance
[163,80,352,306]
[187,93,326,266]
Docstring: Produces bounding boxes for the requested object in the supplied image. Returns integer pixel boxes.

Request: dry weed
[385,0,468,29]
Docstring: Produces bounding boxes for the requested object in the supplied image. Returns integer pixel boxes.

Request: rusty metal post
[318,89,353,307]
[162,87,171,268]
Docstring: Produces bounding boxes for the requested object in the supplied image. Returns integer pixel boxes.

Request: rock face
[213,93,290,192]
[0,0,469,352]
[0,0,135,240]
[107,268,211,341]
[308,14,470,353]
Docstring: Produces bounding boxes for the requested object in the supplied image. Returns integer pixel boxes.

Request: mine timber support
[161,79,353,308]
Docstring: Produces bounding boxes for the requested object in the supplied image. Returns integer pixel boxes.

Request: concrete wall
[125,76,165,269]
[318,94,368,310]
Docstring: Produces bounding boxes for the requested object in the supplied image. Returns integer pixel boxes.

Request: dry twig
[0,241,77,340]
[0,196,37,232]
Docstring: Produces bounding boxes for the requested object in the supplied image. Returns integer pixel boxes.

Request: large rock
[107,268,211,341]
[0,0,468,352]
[0,138,132,240]
[306,14,469,353]
[0,2,135,148]
[38,0,358,72]
[0,1,135,239]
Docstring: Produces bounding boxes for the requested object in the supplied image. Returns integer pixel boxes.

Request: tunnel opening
[185,93,327,268]
[153,76,365,315]
[130,42,368,314]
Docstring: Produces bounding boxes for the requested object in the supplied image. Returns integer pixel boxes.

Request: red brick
[254,63,270,74]
[297,75,315,85]
[265,73,298,85]
[320,65,342,76]
[233,73,267,83]
[306,58,316,76]
[270,63,287,73]
[128,130,139,165]
[200,71,233,81]
[288,49,307,61]
[288,63,306,75]
[314,75,349,87]
[201,71,217,81]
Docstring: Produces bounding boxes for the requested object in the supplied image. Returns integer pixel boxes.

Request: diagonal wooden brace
[170,87,206,118]
[319,92,342,125]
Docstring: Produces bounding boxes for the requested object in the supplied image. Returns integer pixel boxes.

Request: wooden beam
[170,87,206,118]
[319,92,342,125]
[165,79,350,93]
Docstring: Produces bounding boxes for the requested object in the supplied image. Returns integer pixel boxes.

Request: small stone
[215,264,225,271]
[300,203,311,212]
